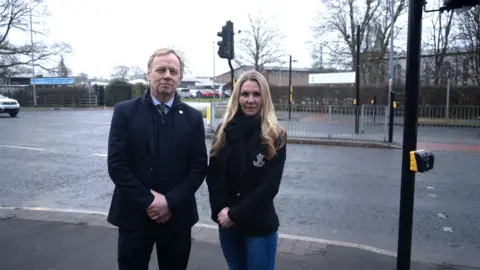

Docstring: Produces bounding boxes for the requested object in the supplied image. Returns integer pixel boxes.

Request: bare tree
[52,55,71,77]
[310,0,407,84]
[456,6,480,85]
[0,0,72,75]
[129,66,145,80]
[0,65,28,77]
[235,13,286,72]
[422,7,456,85]
[77,72,88,78]
[111,65,130,80]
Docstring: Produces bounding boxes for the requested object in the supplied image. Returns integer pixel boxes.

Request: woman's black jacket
[206,128,287,236]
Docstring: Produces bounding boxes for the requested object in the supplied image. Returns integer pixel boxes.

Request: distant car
[178,88,191,99]
[0,94,20,117]
[223,90,232,98]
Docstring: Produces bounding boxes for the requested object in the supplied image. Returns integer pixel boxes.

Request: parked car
[201,89,220,98]
[177,88,192,99]
[223,90,232,98]
[0,94,20,117]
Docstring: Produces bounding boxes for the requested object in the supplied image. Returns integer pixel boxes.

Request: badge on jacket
[253,153,266,167]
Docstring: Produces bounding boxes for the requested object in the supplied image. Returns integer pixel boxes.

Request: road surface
[0,110,479,268]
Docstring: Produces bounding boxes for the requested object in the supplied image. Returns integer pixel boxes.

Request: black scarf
[224,112,261,178]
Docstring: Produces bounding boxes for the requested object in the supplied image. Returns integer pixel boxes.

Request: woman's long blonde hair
[211,69,286,160]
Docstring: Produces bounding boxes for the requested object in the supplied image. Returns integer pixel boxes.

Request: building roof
[216,65,317,77]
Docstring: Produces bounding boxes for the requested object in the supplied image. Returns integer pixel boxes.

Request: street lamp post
[387,0,395,142]
[29,0,37,107]
[355,25,361,134]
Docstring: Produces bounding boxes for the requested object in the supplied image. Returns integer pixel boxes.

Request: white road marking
[92,153,107,157]
[428,193,438,198]
[0,206,398,257]
[0,145,45,151]
[426,186,435,190]
[437,213,447,219]
[443,227,453,232]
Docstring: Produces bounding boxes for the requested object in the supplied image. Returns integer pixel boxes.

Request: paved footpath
[0,208,469,270]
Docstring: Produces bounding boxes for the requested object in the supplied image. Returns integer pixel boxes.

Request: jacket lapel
[140,91,157,158]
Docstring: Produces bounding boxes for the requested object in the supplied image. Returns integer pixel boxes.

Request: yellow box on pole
[409,150,434,173]
[207,106,211,122]
[290,85,293,102]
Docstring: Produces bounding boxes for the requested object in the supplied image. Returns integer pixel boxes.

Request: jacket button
[150,167,154,171]
[236,193,240,197]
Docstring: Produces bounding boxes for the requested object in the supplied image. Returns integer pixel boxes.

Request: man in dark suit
[107,48,208,270]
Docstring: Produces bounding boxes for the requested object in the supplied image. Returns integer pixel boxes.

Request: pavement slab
[0,209,463,270]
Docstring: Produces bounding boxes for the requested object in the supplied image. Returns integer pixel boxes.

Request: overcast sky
[12,0,444,79]
[29,0,322,78]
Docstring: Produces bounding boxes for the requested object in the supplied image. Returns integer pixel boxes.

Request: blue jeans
[218,227,278,270]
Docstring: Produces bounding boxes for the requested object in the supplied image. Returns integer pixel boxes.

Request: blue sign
[30,77,75,85]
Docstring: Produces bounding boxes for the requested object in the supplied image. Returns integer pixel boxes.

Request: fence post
[360,104,365,134]
[328,105,332,123]
[211,101,216,132]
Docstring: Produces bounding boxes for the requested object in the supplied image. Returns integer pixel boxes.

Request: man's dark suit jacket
[107,90,208,230]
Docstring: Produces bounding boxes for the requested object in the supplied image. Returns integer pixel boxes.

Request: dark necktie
[156,103,168,115]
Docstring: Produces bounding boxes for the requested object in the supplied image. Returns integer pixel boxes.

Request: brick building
[361,47,478,86]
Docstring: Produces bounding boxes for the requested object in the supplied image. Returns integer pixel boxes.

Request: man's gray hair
[147,48,184,78]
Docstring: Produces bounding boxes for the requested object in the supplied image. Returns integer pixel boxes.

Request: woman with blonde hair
[206,69,287,270]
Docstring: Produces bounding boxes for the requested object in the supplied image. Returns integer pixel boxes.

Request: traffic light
[441,0,478,11]
[217,21,234,60]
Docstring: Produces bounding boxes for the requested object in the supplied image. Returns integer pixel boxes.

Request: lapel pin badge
[179,110,183,114]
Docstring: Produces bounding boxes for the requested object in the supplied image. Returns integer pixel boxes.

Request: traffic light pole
[396,0,423,268]
[355,25,360,134]
[228,59,234,90]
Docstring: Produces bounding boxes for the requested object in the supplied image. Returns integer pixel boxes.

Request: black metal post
[389,91,395,142]
[355,25,360,134]
[288,55,292,120]
[396,0,423,268]
[228,59,234,90]
[373,94,377,123]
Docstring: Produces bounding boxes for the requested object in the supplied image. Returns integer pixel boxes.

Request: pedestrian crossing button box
[409,150,434,173]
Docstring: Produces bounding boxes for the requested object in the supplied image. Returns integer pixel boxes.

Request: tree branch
[235,12,286,72]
